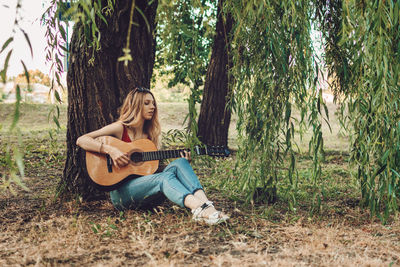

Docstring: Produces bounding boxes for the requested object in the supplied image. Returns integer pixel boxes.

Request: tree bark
[61,0,158,200]
[197,0,233,147]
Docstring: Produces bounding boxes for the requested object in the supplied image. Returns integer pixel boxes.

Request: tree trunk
[197,0,233,147]
[61,0,158,200]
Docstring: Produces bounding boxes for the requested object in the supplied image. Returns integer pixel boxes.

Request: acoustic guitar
[85,136,230,191]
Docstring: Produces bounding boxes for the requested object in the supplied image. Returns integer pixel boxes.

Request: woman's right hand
[76,122,130,168]
[108,146,130,168]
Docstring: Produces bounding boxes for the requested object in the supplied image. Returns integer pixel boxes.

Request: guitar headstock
[195,145,231,157]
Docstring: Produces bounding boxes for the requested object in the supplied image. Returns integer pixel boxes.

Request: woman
[76,87,229,225]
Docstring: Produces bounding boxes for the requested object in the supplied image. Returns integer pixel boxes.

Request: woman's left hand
[180,150,191,163]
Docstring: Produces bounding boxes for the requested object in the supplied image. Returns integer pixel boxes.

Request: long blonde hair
[118,88,161,148]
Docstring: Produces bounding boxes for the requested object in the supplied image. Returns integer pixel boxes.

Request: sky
[0,0,70,78]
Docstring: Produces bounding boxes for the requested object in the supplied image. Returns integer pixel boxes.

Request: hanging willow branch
[315,0,351,98]
[338,0,400,223]
[0,0,32,193]
[118,0,136,65]
[228,1,325,210]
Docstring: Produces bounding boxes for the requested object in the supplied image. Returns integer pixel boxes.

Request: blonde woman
[76,87,229,224]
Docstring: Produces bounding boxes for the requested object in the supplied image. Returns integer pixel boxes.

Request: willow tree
[59,0,158,200]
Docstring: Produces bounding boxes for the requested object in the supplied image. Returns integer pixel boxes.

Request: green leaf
[317,90,321,114]
[0,37,13,53]
[59,45,69,53]
[10,85,21,130]
[391,169,400,178]
[20,29,33,57]
[20,60,30,84]
[381,150,390,163]
[91,226,98,234]
[323,102,329,121]
[58,22,67,41]
[54,90,62,103]
[374,164,387,178]
[2,49,13,82]
[14,147,24,178]
[135,6,151,33]
[53,115,60,129]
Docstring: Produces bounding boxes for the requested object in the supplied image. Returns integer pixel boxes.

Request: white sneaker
[192,201,229,225]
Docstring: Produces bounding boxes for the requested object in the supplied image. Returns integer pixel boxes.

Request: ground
[0,103,399,266]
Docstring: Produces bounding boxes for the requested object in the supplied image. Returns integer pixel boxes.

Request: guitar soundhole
[130,152,143,164]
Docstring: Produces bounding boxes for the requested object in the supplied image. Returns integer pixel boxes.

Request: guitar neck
[141,148,206,161]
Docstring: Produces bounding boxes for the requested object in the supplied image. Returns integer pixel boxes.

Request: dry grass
[1,183,399,266]
[1,102,400,266]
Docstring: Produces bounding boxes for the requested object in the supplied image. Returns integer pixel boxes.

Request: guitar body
[85,137,159,189]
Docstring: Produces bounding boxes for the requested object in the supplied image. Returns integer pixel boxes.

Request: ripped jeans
[109,158,203,210]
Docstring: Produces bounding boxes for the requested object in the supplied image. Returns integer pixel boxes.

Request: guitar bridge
[106,154,113,173]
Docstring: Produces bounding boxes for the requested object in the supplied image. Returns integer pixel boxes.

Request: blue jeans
[109,158,203,210]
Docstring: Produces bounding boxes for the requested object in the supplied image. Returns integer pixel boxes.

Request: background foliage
[156,0,216,145]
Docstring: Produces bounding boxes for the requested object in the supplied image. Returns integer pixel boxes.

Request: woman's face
[142,93,156,120]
